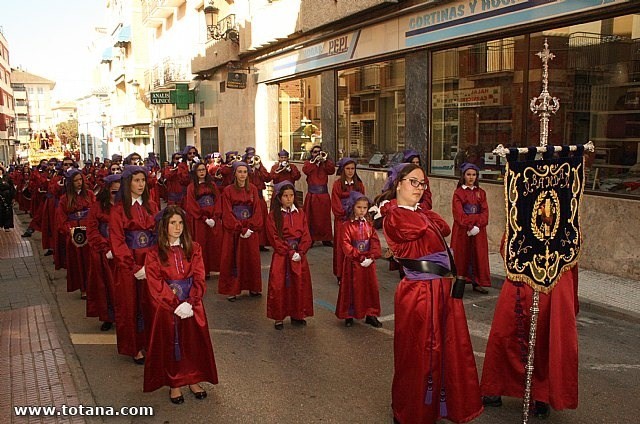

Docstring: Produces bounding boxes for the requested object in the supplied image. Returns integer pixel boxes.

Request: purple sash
[166,277,193,302]
[286,238,301,251]
[167,191,184,202]
[125,230,156,249]
[232,204,253,220]
[98,222,109,238]
[197,195,215,208]
[462,203,480,215]
[68,209,89,221]
[308,184,328,194]
[352,239,370,252]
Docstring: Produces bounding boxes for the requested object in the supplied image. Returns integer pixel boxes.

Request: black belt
[396,258,453,277]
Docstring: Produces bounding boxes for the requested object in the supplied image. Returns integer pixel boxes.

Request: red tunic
[85,201,116,322]
[336,218,382,319]
[265,207,314,321]
[302,159,335,241]
[219,164,235,187]
[381,200,483,424]
[41,175,63,252]
[330,179,366,279]
[269,163,301,186]
[249,164,272,247]
[28,170,48,231]
[143,243,218,392]
[450,186,491,287]
[109,200,159,357]
[56,192,96,293]
[14,172,31,213]
[147,168,161,206]
[162,165,185,206]
[218,184,264,295]
[184,182,222,274]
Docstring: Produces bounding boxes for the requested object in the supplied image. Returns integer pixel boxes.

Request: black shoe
[482,396,502,407]
[259,246,269,251]
[227,296,237,302]
[43,249,53,256]
[274,321,284,330]
[100,322,113,331]
[365,316,383,328]
[170,390,184,404]
[133,355,145,365]
[21,230,33,238]
[322,241,333,247]
[249,291,262,297]
[473,285,489,294]
[291,318,307,326]
[532,401,550,419]
[189,386,207,400]
[345,318,354,327]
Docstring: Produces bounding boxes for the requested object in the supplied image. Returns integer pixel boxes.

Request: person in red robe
[270,149,301,186]
[206,152,225,189]
[403,149,433,210]
[40,159,63,256]
[480,237,579,418]
[86,174,121,332]
[265,180,313,330]
[21,160,49,237]
[336,192,382,328]
[55,168,96,296]
[219,162,264,301]
[218,151,240,188]
[244,147,272,250]
[378,163,483,424]
[144,205,218,404]
[14,165,32,214]
[184,162,222,275]
[302,146,335,246]
[178,145,199,195]
[145,153,162,207]
[109,165,159,364]
[162,153,186,206]
[331,158,365,282]
[450,162,491,294]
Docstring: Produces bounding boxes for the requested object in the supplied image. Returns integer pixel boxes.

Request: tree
[57,119,78,150]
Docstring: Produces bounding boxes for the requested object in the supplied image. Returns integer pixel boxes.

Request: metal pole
[522,290,540,423]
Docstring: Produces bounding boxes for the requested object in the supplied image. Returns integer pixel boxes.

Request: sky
[1,0,105,103]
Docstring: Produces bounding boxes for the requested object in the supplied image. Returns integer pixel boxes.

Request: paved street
[3,209,640,423]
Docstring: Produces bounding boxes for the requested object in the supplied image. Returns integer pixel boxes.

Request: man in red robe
[302,146,335,246]
[270,149,301,186]
[244,147,272,250]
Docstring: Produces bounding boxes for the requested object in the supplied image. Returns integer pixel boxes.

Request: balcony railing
[147,59,192,89]
[207,14,238,42]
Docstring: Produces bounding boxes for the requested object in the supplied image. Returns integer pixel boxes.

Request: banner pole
[522,290,540,423]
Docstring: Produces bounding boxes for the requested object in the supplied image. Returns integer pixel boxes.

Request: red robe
[86,201,116,322]
[56,191,96,293]
[249,163,272,246]
[28,170,48,231]
[162,165,184,206]
[330,179,366,279]
[147,167,161,206]
[14,172,31,213]
[184,182,222,274]
[218,184,264,295]
[109,200,159,357]
[269,163,301,186]
[302,159,335,241]
[219,164,235,187]
[143,243,218,392]
[336,218,382,319]
[41,175,63,252]
[381,200,483,424]
[450,186,491,287]
[265,207,314,321]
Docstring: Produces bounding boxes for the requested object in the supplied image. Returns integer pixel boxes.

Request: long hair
[233,165,251,192]
[339,160,362,191]
[191,162,217,198]
[156,205,193,266]
[457,168,480,188]
[270,183,298,239]
[97,180,118,213]
[65,173,88,211]
[374,163,422,205]
[121,171,152,219]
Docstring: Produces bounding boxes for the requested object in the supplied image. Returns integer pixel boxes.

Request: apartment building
[0,26,16,164]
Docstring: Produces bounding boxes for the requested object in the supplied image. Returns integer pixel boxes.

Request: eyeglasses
[402,178,428,190]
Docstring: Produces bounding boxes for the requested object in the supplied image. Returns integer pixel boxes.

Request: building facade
[0,26,16,164]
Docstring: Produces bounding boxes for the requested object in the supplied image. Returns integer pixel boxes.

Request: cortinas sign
[503,151,585,293]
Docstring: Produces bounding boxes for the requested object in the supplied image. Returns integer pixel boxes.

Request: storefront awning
[101,47,113,63]
[114,25,131,47]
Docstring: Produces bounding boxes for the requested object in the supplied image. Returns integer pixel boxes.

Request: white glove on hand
[468,226,480,236]
[174,302,193,319]
[134,266,146,280]
[205,218,216,228]
[193,156,200,164]
[240,229,254,239]
[105,250,113,260]
[360,258,374,268]
[291,252,301,262]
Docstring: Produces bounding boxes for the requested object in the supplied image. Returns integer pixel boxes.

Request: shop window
[278,74,322,161]
[337,58,405,167]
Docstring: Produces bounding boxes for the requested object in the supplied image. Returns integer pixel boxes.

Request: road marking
[314,298,336,312]
[69,333,117,345]
[586,363,640,371]
[210,329,255,336]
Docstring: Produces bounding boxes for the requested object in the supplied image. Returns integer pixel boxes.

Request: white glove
[193,156,200,164]
[291,252,301,262]
[360,258,374,268]
[240,228,254,239]
[205,218,216,228]
[105,250,113,260]
[468,226,480,236]
[174,302,193,319]
[134,266,146,280]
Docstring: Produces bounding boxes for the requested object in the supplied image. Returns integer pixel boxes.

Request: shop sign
[432,86,501,109]
[173,114,194,128]
[121,126,150,138]
[151,92,172,104]
[121,127,135,138]
[227,72,247,89]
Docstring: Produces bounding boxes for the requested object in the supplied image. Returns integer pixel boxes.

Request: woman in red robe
[109,166,159,364]
[162,153,185,206]
[378,163,483,424]
[85,174,121,331]
[266,180,313,330]
[244,147,272,250]
[144,205,218,404]
[219,162,264,301]
[55,168,96,296]
[184,162,222,275]
[302,146,336,245]
[450,163,491,294]
[336,192,382,328]
[331,158,365,282]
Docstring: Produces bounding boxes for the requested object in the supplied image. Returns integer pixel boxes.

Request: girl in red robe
[302,146,336,245]
[378,163,483,424]
[336,192,382,328]
[55,168,96,297]
[85,174,121,332]
[219,162,264,301]
[266,180,314,330]
[331,158,365,282]
[144,205,218,404]
[162,153,186,206]
[450,162,491,294]
[184,162,222,275]
[109,166,159,364]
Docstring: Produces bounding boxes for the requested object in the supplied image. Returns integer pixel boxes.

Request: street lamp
[204,2,239,43]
